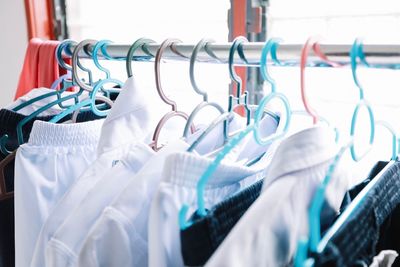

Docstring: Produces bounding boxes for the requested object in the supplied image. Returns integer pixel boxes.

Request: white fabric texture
[205,126,351,267]
[29,76,156,267]
[76,139,189,267]
[14,119,104,267]
[5,88,88,116]
[148,113,280,267]
[45,142,154,267]
[75,112,279,267]
[369,250,398,267]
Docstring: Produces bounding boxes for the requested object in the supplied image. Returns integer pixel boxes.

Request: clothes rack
[70,42,400,68]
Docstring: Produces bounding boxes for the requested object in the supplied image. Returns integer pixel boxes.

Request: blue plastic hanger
[13,40,106,144]
[126,38,156,78]
[294,39,376,267]
[49,39,124,123]
[186,37,252,153]
[179,38,292,230]
[0,40,88,148]
[183,38,225,140]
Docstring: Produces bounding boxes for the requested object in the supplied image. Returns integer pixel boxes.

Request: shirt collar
[264,126,339,189]
[97,77,156,155]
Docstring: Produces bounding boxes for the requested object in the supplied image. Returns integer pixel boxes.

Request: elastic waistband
[28,119,104,146]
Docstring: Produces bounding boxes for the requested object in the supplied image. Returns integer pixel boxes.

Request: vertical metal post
[229,0,269,107]
[248,0,269,104]
[52,0,69,40]
[228,0,248,115]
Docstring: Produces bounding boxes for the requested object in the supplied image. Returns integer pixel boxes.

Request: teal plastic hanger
[183,38,225,141]
[226,36,251,126]
[186,37,251,153]
[126,38,156,78]
[49,78,120,123]
[49,39,124,123]
[13,40,102,144]
[179,38,292,230]
[294,39,376,267]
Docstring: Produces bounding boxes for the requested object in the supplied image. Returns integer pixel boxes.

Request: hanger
[0,41,75,156]
[11,40,99,144]
[182,38,225,140]
[300,37,342,124]
[49,39,123,123]
[149,38,194,151]
[294,38,377,267]
[186,36,251,153]
[68,39,127,122]
[178,38,292,230]
[0,40,86,149]
[126,37,156,78]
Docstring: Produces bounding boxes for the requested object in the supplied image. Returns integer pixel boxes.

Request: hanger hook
[190,38,215,101]
[155,38,182,111]
[229,36,248,98]
[91,40,113,79]
[301,37,339,124]
[350,38,369,100]
[260,38,283,94]
[72,39,98,91]
[126,38,156,78]
[56,39,76,71]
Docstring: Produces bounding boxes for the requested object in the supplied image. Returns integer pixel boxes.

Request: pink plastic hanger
[300,37,342,124]
[150,38,195,151]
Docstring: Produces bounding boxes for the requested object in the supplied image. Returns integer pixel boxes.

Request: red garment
[15,38,68,100]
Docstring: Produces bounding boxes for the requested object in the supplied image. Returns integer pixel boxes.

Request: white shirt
[45,142,154,267]
[14,119,104,267]
[76,108,280,267]
[148,113,280,267]
[205,126,351,267]
[30,76,157,267]
[77,139,190,267]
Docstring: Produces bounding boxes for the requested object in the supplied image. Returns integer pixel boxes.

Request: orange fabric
[15,38,67,100]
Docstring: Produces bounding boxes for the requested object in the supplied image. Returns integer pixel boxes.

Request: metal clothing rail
[72,42,400,69]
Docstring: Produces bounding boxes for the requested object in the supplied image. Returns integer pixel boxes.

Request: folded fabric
[15,38,68,99]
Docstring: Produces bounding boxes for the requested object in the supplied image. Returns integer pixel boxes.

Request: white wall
[0,0,28,107]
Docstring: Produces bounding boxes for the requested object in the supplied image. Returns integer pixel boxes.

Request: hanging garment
[14,119,104,267]
[30,76,157,267]
[314,161,400,267]
[180,179,264,266]
[15,38,68,100]
[0,104,102,267]
[73,108,252,267]
[43,108,253,267]
[45,141,154,267]
[76,139,189,267]
[205,126,351,267]
[148,112,280,267]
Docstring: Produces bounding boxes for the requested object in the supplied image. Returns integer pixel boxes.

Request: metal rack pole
[71,42,400,68]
